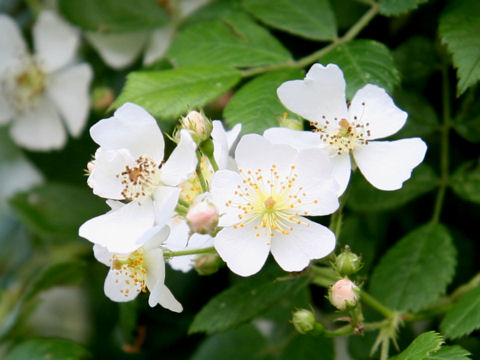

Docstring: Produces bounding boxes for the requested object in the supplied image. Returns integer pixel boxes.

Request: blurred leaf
[426,346,471,360]
[439,0,480,95]
[243,0,336,41]
[278,334,334,360]
[192,324,272,360]
[331,0,368,31]
[393,90,439,138]
[370,223,456,312]
[58,0,169,32]
[189,267,309,334]
[112,65,241,119]
[379,0,430,16]
[453,99,480,143]
[168,14,291,68]
[224,69,304,134]
[391,331,443,360]
[187,0,244,24]
[320,40,401,99]
[9,183,105,242]
[450,160,480,204]
[347,164,438,212]
[440,286,480,339]
[5,338,90,360]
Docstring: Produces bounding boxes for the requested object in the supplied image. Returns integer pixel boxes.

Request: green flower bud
[179,110,213,144]
[292,309,318,334]
[335,246,362,275]
[194,253,223,276]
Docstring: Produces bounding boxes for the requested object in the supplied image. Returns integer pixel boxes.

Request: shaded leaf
[279,334,334,360]
[426,346,471,360]
[392,331,443,360]
[379,0,430,16]
[440,286,480,339]
[453,99,480,143]
[6,338,90,360]
[112,65,241,119]
[450,160,480,204]
[370,223,456,312]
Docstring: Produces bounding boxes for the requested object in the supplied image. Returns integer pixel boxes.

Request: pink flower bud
[87,160,95,174]
[186,202,219,234]
[329,279,359,310]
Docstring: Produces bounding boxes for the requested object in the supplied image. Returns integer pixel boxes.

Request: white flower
[210,134,339,277]
[265,63,427,194]
[93,225,182,312]
[78,103,197,254]
[0,11,92,151]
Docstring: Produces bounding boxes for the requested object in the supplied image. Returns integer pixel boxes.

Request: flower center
[1,58,47,113]
[111,249,148,297]
[117,156,162,201]
[226,165,313,245]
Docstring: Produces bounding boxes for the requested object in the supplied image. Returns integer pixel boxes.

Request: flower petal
[86,31,147,69]
[0,14,27,73]
[92,244,111,266]
[349,84,408,140]
[143,25,174,66]
[277,63,348,125]
[214,225,270,277]
[152,186,181,226]
[149,284,183,312]
[160,130,197,186]
[226,123,242,151]
[78,199,155,254]
[270,218,335,272]
[90,102,165,162]
[210,169,244,227]
[168,233,213,272]
[142,225,170,250]
[104,268,141,302]
[10,98,66,151]
[331,152,351,196]
[0,88,14,125]
[263,127,323,151]
[34,11,79,73]
[353,138,427,191]
[47,63,92,137]
[211,120,229,170]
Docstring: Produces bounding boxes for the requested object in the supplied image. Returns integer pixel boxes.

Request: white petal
[0,158,43,200]
[0,86,14,125]
[106,199,124,211]
[143,25,174,66]
[104,268,141,302]
[263,127,323,151]
[179,0,210,17]
[214,225,271,277]
[149,284,183,312]
[90,102,165,162]
[142,225,170,250]
[47,63,92,137]
[160,130,197,186]
[86,31,148,69]
[353,139,427,191]
[164,218,190,251]
[78,199,155,254]
[0,14,27,73]
[152,186,181,226]
[168,233,213,273]
[210,169,244,227]
[226,123,242,150]
[270,218,335,272]
[211,120,229,169]
[34,11,79,73]
[87,148,134,200]
[10,98,67,151]
[92,244,112,266]
[277,63,348,125]
[349,84,408,140]
[331,153,352,196]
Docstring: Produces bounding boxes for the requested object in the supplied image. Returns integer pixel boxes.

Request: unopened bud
[292,309,317,334]
[194,253,223,275]
[180,110,213,143]
[329,279,359,310]
[278,112,303,130]
[335,247,362,275]
[186,202,219,234]
[91,86,114,112]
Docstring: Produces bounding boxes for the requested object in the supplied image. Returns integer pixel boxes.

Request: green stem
[431,64,451,223]
[164,246,216,259]
[196,151,209,193]
[329,210,343,239]
[25,0,42,16]
[178,198,191,208]
[175,204,188,216]
[240,3,379,78]
[208,153,220,172]
[359,290,395,319]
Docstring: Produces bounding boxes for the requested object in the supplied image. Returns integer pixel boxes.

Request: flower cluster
[78,64,427,310]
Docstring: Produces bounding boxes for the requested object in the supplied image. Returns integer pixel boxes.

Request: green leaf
[189,266,309,334]
[450,159,480,204]
[370,223,456,312]
[242,0,336,41]
[112,65,241,119]
[167,14,292,68]
[439,0,480,95]
[440,286,480,339]
[347,164,438,213]
[393,332,443,360]
[58,0,169,32]
[224,69,304,134]
[6,338,90,360]
[320,40,401,99]
[426,346,471,360]
[192,325,272,360]
[379,0,430,16]
[453,97,480,143]
[279,334,334,360]
[9,183,106,242]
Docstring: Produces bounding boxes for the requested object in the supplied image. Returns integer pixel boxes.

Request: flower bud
[194,253,223,276]
[186,202,219,234]
[291,309,317,334]
[329,279,359,310]
[180,110,213,143]
[91,86,114,112]
[335,247,362,275]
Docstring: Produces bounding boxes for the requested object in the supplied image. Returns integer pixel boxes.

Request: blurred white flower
[265,63,427,194]
[0,11,92,151]
[93,225,182,312]
[210,134,339,277]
